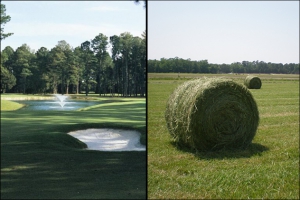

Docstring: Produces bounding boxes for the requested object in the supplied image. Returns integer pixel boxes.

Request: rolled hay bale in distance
[244,75,262,89]
[165,78,259,151]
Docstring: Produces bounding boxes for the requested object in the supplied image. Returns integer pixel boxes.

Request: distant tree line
[148,57,299,74]
[1,31,146,96]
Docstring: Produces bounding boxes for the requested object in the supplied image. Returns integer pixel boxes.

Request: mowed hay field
[148,73,299,199]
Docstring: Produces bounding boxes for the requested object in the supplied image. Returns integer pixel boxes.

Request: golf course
[1,94,146,199]
[148,73,299,199]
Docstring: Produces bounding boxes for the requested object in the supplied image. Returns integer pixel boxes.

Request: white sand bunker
[67,128,146,151]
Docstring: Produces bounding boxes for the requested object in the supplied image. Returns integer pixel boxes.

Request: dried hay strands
[244,75,262,89]
[165,78,259,151]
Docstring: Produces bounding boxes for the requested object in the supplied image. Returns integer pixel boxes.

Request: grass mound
[165,77,260,151]
[244,75,262,89]
[0,99,25,111]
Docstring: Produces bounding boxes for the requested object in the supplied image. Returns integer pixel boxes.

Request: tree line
[1,3,146,96]
[148,57,299,74]
[1,31,146,96]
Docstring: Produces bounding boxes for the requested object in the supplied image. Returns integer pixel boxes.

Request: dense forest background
[0,3,146,97]
[1,33,146,96]
[148,57,299,74]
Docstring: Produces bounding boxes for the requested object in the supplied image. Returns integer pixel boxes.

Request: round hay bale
[165,78,259,151]
[244,75,262,89]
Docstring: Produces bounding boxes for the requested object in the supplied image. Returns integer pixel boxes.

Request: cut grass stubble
[148,74,299,199]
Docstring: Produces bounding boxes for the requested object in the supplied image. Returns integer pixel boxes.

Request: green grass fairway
[148,73,299,199]
[1,97,146,199]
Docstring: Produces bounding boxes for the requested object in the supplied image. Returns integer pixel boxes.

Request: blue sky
[1,1,145,52]
[148,1,299,64]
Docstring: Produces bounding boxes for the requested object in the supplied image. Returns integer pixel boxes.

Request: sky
[148,1,299,64]
[1,1,145,53]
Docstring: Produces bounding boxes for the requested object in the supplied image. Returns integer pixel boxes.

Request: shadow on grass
[1,122,147,199]
[171,142,269,159]
[1,101,146,199]
[1,150,146,199]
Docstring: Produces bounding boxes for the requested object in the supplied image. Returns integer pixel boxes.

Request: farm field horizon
[148,72,299,80]
[147,73,299,199]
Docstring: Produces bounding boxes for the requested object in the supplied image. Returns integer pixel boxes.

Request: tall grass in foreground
[148,76,299,199]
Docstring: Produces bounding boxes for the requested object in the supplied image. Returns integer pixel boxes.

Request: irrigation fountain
[12,94,100,111]
[54,94,68,108]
